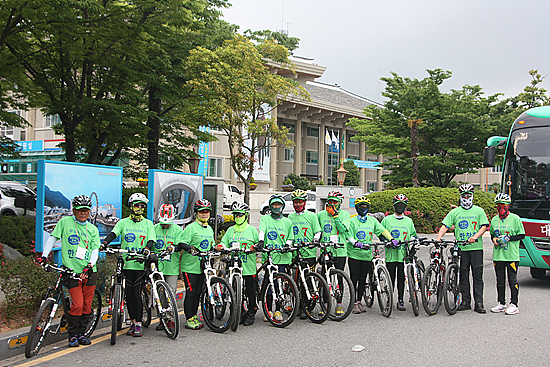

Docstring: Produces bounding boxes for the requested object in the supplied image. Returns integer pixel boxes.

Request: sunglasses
[198,209,210,214]
[134,203,146,208]
[233,212,246,218]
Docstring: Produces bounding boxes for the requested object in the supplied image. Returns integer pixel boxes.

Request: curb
[0,290,185,360]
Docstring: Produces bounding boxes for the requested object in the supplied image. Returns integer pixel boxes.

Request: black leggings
[348,257,373,301]
[123,269,146,322]
[386,261,405,302]
[243,275,257,314]
[494,261,519,306]
[183,272,205,319]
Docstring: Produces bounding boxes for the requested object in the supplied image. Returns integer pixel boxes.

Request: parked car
[260,191,316,215]
[0,181,37,218]
[223,183,244,209]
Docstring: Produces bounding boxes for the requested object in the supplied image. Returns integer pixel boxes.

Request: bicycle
[256,246,300,327]
[288,242,331,324]
[192,250,237,333]
[25,264,102,358]
[420,239,452,316]
[400,237,427,316]
[138,248,180,339]
[362,242,393,317]
[443,240,469,315]
[317,242,355,321]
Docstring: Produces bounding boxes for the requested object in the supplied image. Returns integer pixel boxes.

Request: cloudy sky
[222,0,550,103]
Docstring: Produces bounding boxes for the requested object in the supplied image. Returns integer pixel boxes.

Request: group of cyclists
[39,183,524,347]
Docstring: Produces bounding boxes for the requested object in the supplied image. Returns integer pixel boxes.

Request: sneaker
[358,302,366,313]
[243,315,255,326]
[396,300,406,311]
[155,323,165,331]
[133,324,143,337]
[126,323,136,336]
[299,312,308,319]
[273,311,283,322]
[505,304,519,315]
[77,335,91,346]
[335,304,344,316]
[264,311,272,322]
[185,315,202,330]
[68,336,79,348]
[458,302,471,311]
[491,303,507,313]
[474,303,486,314]
[352,302,361,314]
[166,321,175,332]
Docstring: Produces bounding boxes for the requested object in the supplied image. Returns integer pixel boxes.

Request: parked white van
[223,184,243,208]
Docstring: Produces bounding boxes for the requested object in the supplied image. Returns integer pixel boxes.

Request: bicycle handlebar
[43,264,80,280]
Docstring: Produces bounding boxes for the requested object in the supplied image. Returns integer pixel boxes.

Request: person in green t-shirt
[489,193,525,315]
[288,189,322,270]
[256,194,294,322]
[179,199,215,330]
[317,190,351,317]
[220,202,259,326]
[380,194,418,312]
[153,203,184,331]
[436,184,489,314]
[102,193,156,337]
[40,195,100,347]
[346,195,393,314]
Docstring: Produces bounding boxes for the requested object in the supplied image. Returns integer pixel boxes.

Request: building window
[347,133,358,143]
[282,122,295,134]
[284,148,294,162]
[347,155,359,160]
[0,124,13,137]
[328,153,339,166]
[306,151,318,164]
[208,157,223,178]
[306,126,319,138]
[367,181,377,192]
[45,114,61,127]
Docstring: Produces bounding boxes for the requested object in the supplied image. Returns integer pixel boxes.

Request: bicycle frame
[403,238,426,297]
[370,243,389,293]
[290,243,319,301]
[258,248,289,304]
[317,242,342,298]
[41,265,77,335]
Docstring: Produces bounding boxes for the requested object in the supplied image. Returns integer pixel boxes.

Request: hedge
[366,187,497,234]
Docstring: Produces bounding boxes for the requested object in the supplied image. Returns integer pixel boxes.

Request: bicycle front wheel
[364,272,374,307]
[83,289,102,338]
[231,275,242,332]
[25,299,55,358]
[421,264,442,316]
[111,283,123,345]
[407,265,419,317]
[375,266,393,317]
[302,272,331,324]
[328,268,354,321]
[443,263,460,315]
[155,280,179,339]
[141,283,152,327]
[201,277,236,333]
[260,272,299,328]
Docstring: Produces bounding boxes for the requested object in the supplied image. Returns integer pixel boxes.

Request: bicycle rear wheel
[260,272,299,328]
[407,265,419,317]
[375,266,393,317]
[302,272,331,324]
[141,283,152,327]
[201,277,236,333]
[25,299,55,358]
[421,264,442,316]
[443,263,460,315]
[231,275,242,332]
[111,283,122,345]
[155,280,179,339]
[327,268,354,321]
[83,289,102,338]
[364,272,374,307]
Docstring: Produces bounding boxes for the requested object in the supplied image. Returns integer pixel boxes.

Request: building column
[319,122,326,184]
[294,119,302,176]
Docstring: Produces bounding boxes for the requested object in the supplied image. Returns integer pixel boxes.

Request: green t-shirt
[381,215,418,263]
[441,206,489,251]
[220,225,259,276]
[288,211,322,259]
[347,215,387,261]
[259,215,294,265]
[51,216,101,273]
[490,213,525,262]
[317,210,350,257]
[111,217,156,270]
[180,221,214,274]
[154,223,184,276]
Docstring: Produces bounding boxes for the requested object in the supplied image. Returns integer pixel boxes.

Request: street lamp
[187,155,201,174]
[336,163,348,186]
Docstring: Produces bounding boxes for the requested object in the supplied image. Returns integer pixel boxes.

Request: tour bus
[484,105,550,278]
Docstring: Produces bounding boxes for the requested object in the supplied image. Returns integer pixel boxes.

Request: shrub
[283,177,292,185]
[0,216,36,257]
[367,187,496,233]
[286,173,312,191]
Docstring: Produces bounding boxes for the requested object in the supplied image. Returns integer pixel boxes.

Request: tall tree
[348,69,503,188]
[185,35,309,204]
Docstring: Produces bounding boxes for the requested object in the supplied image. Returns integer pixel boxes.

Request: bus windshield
[503,127,550,201]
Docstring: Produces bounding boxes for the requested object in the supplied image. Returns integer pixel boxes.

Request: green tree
[331,160,359,186]
[349,69,504,188]
[287,173,312,191]
[243,29,300,53]
[185,35,309,204]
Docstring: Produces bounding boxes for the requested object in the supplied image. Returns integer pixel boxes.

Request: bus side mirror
[483,146,496,167]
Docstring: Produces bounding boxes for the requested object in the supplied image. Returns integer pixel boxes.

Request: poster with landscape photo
[35,160,123,253]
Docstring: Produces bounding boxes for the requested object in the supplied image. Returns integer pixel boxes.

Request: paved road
[3,234,550,367]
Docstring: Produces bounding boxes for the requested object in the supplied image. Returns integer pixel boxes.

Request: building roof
[304,81,382,111]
